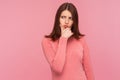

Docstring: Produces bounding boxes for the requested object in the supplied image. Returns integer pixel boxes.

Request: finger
[64,28,71,32]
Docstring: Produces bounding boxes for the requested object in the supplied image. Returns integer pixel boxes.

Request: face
[59,10,73,30]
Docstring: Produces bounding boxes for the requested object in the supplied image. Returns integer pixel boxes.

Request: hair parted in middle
[45,2,85,41]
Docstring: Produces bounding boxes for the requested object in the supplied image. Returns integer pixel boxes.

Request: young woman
[41,2,94,80]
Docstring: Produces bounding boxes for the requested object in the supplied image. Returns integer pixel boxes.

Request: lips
[64,25,68,28]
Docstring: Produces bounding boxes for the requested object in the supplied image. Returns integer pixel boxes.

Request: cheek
[69,21,73,26]
[59,19,64,25]
[59,19,62,23]
[59,19,64,27]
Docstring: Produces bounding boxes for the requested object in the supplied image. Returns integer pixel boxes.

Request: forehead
[60,10,72,17]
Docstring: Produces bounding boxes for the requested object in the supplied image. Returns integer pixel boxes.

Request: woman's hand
[61,27,73,38]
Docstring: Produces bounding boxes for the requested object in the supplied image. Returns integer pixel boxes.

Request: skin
[59,10,73,38]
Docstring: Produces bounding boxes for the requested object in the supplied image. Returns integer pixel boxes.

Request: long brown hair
[45,2,85,41]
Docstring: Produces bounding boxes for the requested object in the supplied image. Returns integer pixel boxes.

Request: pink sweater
[41,36,94,80]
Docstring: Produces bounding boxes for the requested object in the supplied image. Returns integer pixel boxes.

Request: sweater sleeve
[81,37,95,80]
[41,37,68,74]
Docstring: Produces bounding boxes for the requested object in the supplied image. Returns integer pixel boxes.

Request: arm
[41,37,68,74]
[81,37,95,80]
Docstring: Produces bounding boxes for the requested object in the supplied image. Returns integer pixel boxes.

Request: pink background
[0,0,120,80]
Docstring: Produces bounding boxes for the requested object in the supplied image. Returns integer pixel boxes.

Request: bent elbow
[50,63,63,74]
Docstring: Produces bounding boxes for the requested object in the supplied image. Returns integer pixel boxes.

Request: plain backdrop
[0,0,120,80]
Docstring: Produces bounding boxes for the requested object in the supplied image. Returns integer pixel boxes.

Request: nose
[65,19,69,24]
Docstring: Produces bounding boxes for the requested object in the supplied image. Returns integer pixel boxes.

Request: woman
[41,2,94,80]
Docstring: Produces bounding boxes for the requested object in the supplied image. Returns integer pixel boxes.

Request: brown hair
[45,2,85,41]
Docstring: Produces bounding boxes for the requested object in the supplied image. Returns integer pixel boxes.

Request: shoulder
[77,36,88,46]
[41,36,52,44]
[77,36,86,42]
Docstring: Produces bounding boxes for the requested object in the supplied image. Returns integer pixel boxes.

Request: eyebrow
[61,15,72,17]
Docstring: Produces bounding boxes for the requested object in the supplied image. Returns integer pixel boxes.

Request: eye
[61,16,66,19]
[69,17,73,20]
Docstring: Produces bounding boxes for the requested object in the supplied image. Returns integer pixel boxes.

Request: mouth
[64,25,68,28]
